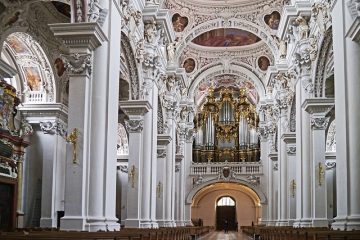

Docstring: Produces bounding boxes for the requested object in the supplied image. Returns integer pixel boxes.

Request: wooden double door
[216,206,237,231]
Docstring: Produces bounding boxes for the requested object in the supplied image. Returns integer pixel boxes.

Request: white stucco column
[293,38,315,228]
[268,152,278,226]
[184,129,194,226]
[258,124,269,225]
[119,100,151,228]
[174,159,182,226]
[156,134,171,226]
[282,133,296,225]
[331,0,360,230]
[38,118,67,228]
[50,22,111,231]
[303,98,334,227]
[276,89,292,226]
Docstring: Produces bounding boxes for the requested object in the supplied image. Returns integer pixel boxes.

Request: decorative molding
[325,161,336,170]
[119,165,128,173]
[61,53,92,75]
[125,119,144,133]
[175,164,180,172]
[273,162,278,171]
[157,149,167,158]
[286,146,296,155]
[311,116,330,130]
[39,121,67,137]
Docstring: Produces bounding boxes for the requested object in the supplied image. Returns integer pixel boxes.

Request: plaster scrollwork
[124,119,144,133]
[142,52,164,81]
[119,165,128,173]
[273,162,279,171]
[121,1,142,31]
[18,119,33,137]
[311,2,332,33]
[347,0,360,19]
[247,175,260,186]
[257,126,269,141]
[157,149,167,158]
[61,53,92,75]
[39,121,67,137]
[310,116,330,130]
[325,161,336,170]
[287,146,296,155]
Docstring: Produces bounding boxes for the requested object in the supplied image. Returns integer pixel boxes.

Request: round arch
[1,32,57,102]
[120,32,141,100]
[176,18,277,59]
[186,179,267,205]
[188,62,266,101]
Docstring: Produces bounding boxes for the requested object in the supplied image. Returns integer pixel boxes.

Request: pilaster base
[175,221,185,227]
[276,220,289,226]
[332,215,360,230]
[293,219,301,227]
[184,220,193,226]
[150,221,159,229]
[60,216,86,231]
[299,218,312,227]
[85,218,120,231]
[125,219,154,228]
[265,220,276,226]
[312,218,329,227]
[40,217,56,228]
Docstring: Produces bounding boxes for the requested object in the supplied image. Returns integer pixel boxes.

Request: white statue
[144,20,157,44]
[166,41,176,63]
[135,39,145,63]
[279,40,287,59]
[294,16,309,40]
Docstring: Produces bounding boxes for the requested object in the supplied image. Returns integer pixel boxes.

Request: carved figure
[167,41,176,63]
[144,20,157,44]
[135,39,145,63]
[294,16,309,40]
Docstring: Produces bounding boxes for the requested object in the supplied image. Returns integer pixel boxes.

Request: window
[217,196,235,206]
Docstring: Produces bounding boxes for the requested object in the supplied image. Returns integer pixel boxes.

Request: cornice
[157,134,172,146]
[119,100,152,117]
[281,132,296,144]
[48,22,108,51]
[18,103,68,123]
[302,98,334,114]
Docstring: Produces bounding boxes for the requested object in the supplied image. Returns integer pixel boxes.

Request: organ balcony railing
[193,86,259,163]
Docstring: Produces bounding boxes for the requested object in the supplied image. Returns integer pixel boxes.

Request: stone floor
[198,231,251,240]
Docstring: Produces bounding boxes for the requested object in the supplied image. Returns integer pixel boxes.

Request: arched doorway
[216,196,237,231]
[191,182,261,229]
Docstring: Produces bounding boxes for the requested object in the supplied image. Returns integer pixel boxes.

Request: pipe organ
[193,87,260,162]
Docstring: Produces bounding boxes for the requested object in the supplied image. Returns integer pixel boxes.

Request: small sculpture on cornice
[167,40,177,63]
[193,174,203,186]
[247,175,260,185]
[144,20,158,44]
[294,16,309,40]
[87,0,108,26]
[135,39,145,63]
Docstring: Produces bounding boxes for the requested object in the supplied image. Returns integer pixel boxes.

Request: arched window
[217,196,235,206]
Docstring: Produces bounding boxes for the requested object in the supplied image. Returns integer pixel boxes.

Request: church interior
[0,0,360,239]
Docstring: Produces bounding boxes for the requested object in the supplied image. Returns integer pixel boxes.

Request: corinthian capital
[40,121,67,137]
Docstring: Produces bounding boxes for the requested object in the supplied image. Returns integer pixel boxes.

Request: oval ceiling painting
[192,28,261,47]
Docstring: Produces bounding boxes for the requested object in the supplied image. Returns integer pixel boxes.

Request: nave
[199,231,250,240]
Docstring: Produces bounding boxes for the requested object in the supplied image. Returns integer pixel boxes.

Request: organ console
[193,86,260,163]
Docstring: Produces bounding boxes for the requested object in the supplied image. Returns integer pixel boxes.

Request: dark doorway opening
[216,196,237,231]
[0,181,16,231]
[216,205,236,231]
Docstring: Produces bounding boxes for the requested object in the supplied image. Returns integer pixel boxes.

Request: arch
[176,18,277,59]
[117,123,129,156]
[314,29,333,97]
[188,62,266,102]
[1,32,56,103]
[120,33,140,100]
[186,179,267,205]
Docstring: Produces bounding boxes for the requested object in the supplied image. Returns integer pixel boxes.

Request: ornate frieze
[39,121,67,137]
[61,53,92,75]
[125,119,144,133]
[311,2,332,34]
[310,116,330,130]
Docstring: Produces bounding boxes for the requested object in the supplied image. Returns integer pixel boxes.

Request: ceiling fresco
[195,75,259,107]
[192,28,261,47]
